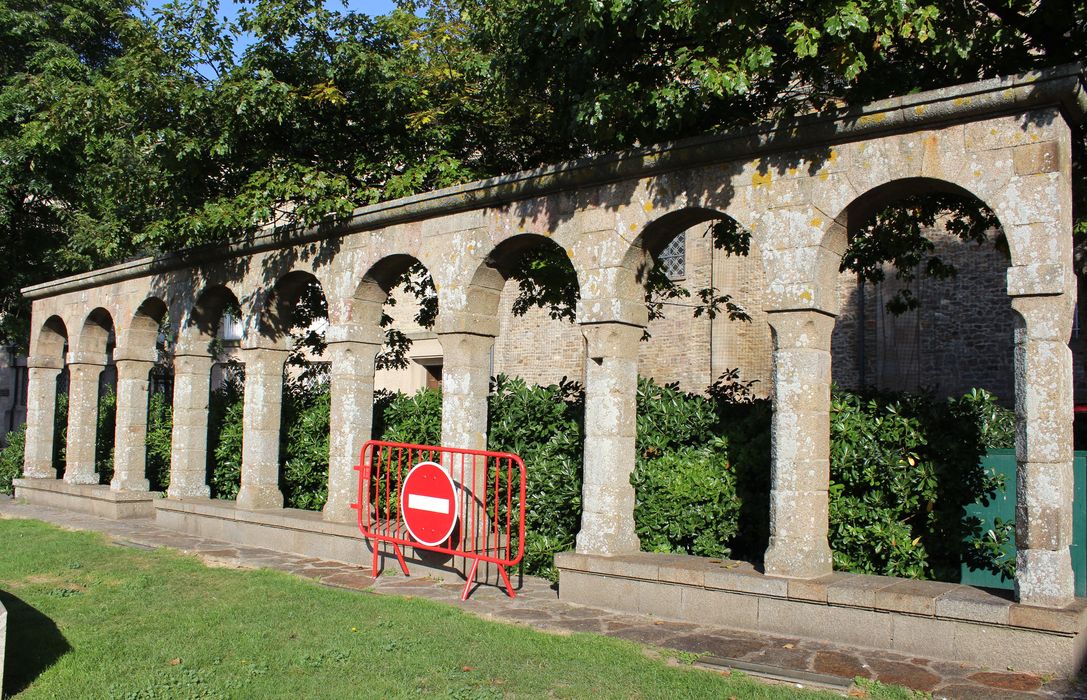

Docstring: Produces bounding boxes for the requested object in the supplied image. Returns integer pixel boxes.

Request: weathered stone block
[825,574,899,608]
[934,586,1012,625]
[873,579,957,616]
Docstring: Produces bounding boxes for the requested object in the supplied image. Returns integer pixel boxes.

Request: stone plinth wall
[13,479,157,519]
[557,551,1087,675]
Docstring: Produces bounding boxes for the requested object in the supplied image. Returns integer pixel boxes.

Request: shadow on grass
[1,589,71,696]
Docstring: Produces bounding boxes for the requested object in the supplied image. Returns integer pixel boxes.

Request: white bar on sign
[407,494,450,514]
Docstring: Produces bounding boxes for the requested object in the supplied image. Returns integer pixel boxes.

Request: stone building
[12,66,1087,674]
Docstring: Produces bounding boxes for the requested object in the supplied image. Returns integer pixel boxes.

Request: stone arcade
[15,65,1087,673]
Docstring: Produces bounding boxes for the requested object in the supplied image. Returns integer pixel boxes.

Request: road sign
[400,461,459,547]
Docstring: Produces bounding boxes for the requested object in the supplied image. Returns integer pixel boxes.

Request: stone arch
[466,233,582,388]
[75,307,115,361]
[253,270,329,351]
[118,297,168,361]
[819,175,1014,397]
[181,284,242,351]
[349,253,425,338]
[33,315,68,359]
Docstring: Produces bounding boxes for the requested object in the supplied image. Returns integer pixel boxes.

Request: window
[658,233,686,280]
[218,312,243,343]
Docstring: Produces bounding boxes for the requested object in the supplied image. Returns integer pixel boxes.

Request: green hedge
[0,369,1017,584]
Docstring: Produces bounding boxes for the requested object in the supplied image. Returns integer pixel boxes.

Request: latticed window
[658,232,686,280]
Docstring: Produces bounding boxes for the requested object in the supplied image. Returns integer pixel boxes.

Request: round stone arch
[250,270,330,352]
[73,307,115,363]
[179,284,244,353]
[30,314,69,361]
[116,297,169,362]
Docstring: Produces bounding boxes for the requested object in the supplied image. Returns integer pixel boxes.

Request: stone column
[1011,293,1075,607]
[168,352,213,499]
[236,347,287,510]
[63,360,104,485]
[21,356,64,479]
[575,322,642,555]
[438,332,494,450]
[110,358,155,491]
[763,310,834,579]
[324,340,381,522]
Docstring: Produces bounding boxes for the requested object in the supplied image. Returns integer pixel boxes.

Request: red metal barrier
[353,440,526,600]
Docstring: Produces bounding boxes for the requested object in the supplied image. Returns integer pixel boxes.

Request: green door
[960,449,1086,596]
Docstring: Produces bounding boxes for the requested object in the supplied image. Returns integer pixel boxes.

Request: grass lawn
[0,518,893,699]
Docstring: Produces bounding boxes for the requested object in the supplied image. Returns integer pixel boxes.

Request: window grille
[657,232,686,280]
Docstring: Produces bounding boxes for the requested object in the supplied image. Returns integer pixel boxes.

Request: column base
[1016,548,1075,608]
[322,497,356,524]
[18,470,57,480]
[167,482,211,500]
[237,483,284,511]
[764,537,833,579]
[111,477,150,492]
[63,472,100,486]
[575,512,640,555]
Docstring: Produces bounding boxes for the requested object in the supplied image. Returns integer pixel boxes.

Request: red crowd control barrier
[353,440,527,600]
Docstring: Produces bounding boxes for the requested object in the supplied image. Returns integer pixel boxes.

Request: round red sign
[400,461,459,547]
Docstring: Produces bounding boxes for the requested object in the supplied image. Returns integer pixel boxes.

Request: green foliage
[828,387,1015,580]
[0,422,26,494]
[54,389,68,475]
[145,390,173,492]
[208,375,244,500]
[95,385,117,484]
[632,441,740,558]
[374,387,443,445]
[632,376,767,560]
[487,375,583,580]
[279,379,331,511]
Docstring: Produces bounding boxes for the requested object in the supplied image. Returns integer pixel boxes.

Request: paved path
[2,496,1083,699]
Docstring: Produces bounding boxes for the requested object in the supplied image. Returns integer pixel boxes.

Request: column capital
[434,314,499,338]
[26,355,64,371]
[114,357,156,372]
[1011,293,1075,342]
[580,321,643,361]
[66,351,108,367]
[766,308,836,351]
[240,346,289,373]
[173,353,214,375]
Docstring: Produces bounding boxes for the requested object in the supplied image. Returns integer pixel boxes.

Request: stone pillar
[168,352,213,499]
[438,332,494,450]
[324,340,381,522]
[21,356,64,479]
[63,360,104,485]
[111,358,155,491]
[237,347,287,510]
[575,322,642,555]
[1011,293,1075,607]
[763,310,834,579]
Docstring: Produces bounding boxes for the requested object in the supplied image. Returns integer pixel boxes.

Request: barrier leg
[371,541,380,577]
[461,559,481,601]
[497,565,515,599]
[392,543,410,576]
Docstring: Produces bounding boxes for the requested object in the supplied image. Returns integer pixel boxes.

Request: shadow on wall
[0,589,70,696]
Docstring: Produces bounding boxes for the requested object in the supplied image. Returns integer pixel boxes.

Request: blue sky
[145,0,399,57]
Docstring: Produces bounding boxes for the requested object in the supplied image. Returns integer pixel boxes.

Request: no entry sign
[400,461,459,546]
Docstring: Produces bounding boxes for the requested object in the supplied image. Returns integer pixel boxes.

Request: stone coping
[555,551,1087,636]
[155,496,358,536]
[21,64,1086,301]
[12,477,160,503]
